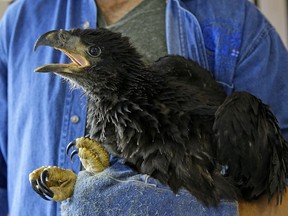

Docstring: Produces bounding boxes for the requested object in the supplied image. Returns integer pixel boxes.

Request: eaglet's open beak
[34,29,90,74]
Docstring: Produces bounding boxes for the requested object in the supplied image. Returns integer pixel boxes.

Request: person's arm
[239,190,288,216]
[0,19,8,216]
[61,157,238,215]
[233,2,288,140]
[233,2,288,215]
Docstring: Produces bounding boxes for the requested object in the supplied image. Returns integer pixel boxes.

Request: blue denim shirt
[0,0,287,215]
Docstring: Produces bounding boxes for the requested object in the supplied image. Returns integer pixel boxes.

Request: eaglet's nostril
[59,30,69,42]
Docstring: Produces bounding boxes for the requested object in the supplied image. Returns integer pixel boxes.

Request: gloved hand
[61,157,238,216]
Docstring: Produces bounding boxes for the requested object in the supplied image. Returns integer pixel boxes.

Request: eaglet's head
[34,28,143,93]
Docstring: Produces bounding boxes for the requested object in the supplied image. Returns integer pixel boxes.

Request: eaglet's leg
[29,137,109,201]
[29,166,77,201]
[66,137,110,174]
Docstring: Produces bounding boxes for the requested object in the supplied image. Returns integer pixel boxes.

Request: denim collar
[165,0,209,70]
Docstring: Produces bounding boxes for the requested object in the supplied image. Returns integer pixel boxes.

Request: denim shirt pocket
[202,19,243,95]
[166,0,243,96]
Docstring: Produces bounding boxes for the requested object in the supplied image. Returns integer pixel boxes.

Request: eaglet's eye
[88,46,102,57]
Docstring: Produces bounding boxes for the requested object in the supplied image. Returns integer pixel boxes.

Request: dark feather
[213,92,288,202]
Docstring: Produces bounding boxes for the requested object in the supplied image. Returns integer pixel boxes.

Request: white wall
[257,0,288,47]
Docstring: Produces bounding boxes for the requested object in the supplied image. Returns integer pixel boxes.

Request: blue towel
[61,158,238,216]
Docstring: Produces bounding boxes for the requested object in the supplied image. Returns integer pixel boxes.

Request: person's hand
[239,188,288,216]
[61,158,238,216]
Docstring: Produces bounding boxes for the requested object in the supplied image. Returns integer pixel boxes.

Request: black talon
[30,179,51,201]
[70,149,79,161]
[37,170,54,198]
[36,178,53,201]
[66,140,76,156]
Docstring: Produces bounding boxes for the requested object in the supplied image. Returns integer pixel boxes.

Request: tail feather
[212,172,240,201]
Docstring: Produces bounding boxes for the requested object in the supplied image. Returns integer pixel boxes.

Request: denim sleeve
[61,158,238,216]
[0,18,8,216]
[234,2,288,140]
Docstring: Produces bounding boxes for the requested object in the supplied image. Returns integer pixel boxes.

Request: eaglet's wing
[213,92,288,202]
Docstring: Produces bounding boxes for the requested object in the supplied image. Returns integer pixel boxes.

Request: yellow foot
[29,166,77,201]
[68,137,110,174]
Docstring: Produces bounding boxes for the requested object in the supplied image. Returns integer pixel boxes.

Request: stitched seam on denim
[177,3,185,55]
[105,174,158,187]
[194,20,209,69]
[238,20,274,65]
[175,1,209,69]
[0,36,7,64]
[80,0,85,27]
[216,81,234,89]
[59,88,72,167]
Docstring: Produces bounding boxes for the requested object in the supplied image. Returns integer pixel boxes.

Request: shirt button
[83,21,90,29]
[70,115,80,124]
